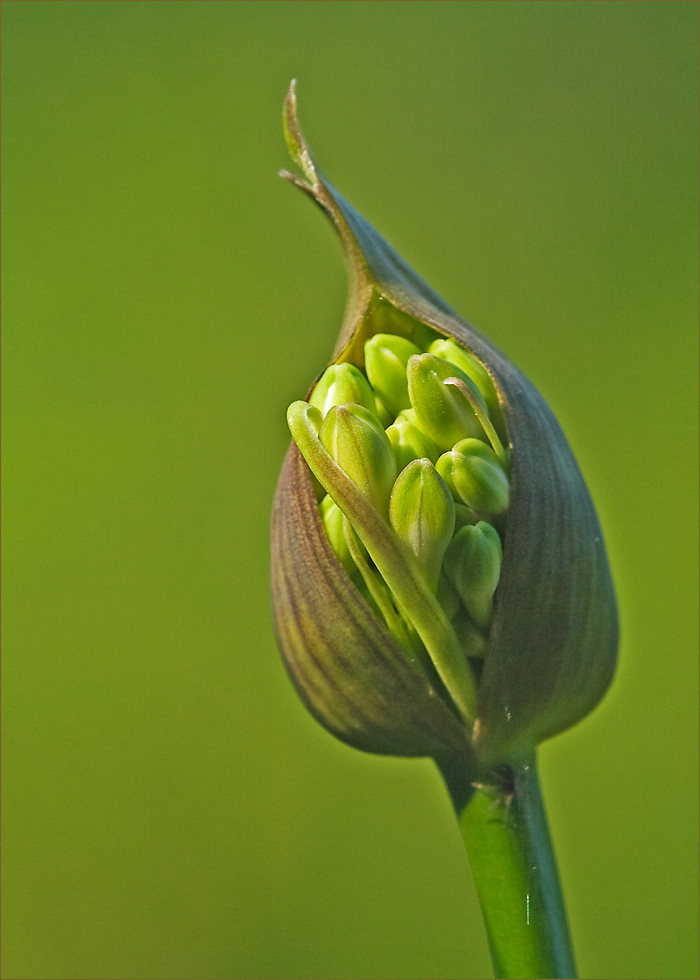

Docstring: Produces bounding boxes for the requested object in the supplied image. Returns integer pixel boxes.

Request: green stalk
[437,751,577,979]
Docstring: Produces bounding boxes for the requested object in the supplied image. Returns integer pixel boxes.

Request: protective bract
[271,81,618,765]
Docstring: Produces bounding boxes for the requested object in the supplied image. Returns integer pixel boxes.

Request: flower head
[271,82,618,767]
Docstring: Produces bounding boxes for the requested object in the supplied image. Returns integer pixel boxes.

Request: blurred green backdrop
[2,3,697,978]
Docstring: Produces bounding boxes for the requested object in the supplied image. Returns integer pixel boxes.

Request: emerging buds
[272,81,618,767]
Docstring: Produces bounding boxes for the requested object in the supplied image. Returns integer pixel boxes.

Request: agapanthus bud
[319,402,397,518]
[389,459,455,592]
[386,415,441,470]
[407,353,487,450]
[309,362,377,417]
[429,338,502,425]
[273,81,617,765]
[319,494,356,576]
[395,407,426,431]
[454,501,483,531]
[373,394,394,428]
[436,442,510,515]
[444,522,503,629]
[365,333,422,416]
[452,437,504,468]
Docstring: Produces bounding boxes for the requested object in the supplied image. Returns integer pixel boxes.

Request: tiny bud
[319,495,356,576]
[389,459,455,591]
[452,437,504,469]
[454,501,483,531]
[429,338,501,421]
[373,394,395,428]
[309,362,377,418]
[386,415,441,470]
[436,443,510,515]
[444,522,503,630]
[395,407,424,430]
[407,353,487,450]
[365,333,422,416]
[319,403,398,517]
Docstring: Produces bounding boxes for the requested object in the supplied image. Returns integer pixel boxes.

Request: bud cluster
[276,83,618,758]
[302,318,511,668]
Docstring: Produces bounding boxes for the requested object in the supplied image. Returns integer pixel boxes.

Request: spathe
[272,81,618,765]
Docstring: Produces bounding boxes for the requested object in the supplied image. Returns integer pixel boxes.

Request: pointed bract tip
[282,79,316,186]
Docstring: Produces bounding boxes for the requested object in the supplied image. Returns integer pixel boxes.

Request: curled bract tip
[282,79,317,188]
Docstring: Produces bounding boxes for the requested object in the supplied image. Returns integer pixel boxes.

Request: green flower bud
[429,338,502,425]
[444,522,503,630]
[319,403,397,518]
[319,494,356,576]
[273,82,617,764]
[309,362,377,417]
[407,353,487,450]
[436,445,510,515]
[386,415,441,470]
[395,407,425,431]
[454,501,484,531]
[389,459,455,592]
[452,437,504,469]
[373,394,395,428]
[365,333,422,415]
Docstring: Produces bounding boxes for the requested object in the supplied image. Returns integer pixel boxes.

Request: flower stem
[437,751,577,979]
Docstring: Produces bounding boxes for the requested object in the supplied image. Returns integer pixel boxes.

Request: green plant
[271,81,618,980]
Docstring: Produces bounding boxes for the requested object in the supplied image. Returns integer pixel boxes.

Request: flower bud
[273,81,617,764]
[319,403,397,518]
[373,394,394,428]
[444,522,503,630]
[429,338,502,425]
[452,437,505,469]
[386,415,441,470]
[319,494,356,576]
[309,362,377,418]
[436,444,510,515]
[365,333,422,416]
[407,353,487,450]
[454,501,483,531]
[389,459,455,592]
[395,407,426,431]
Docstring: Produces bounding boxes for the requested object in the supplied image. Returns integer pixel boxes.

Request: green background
[3,2,697,978]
